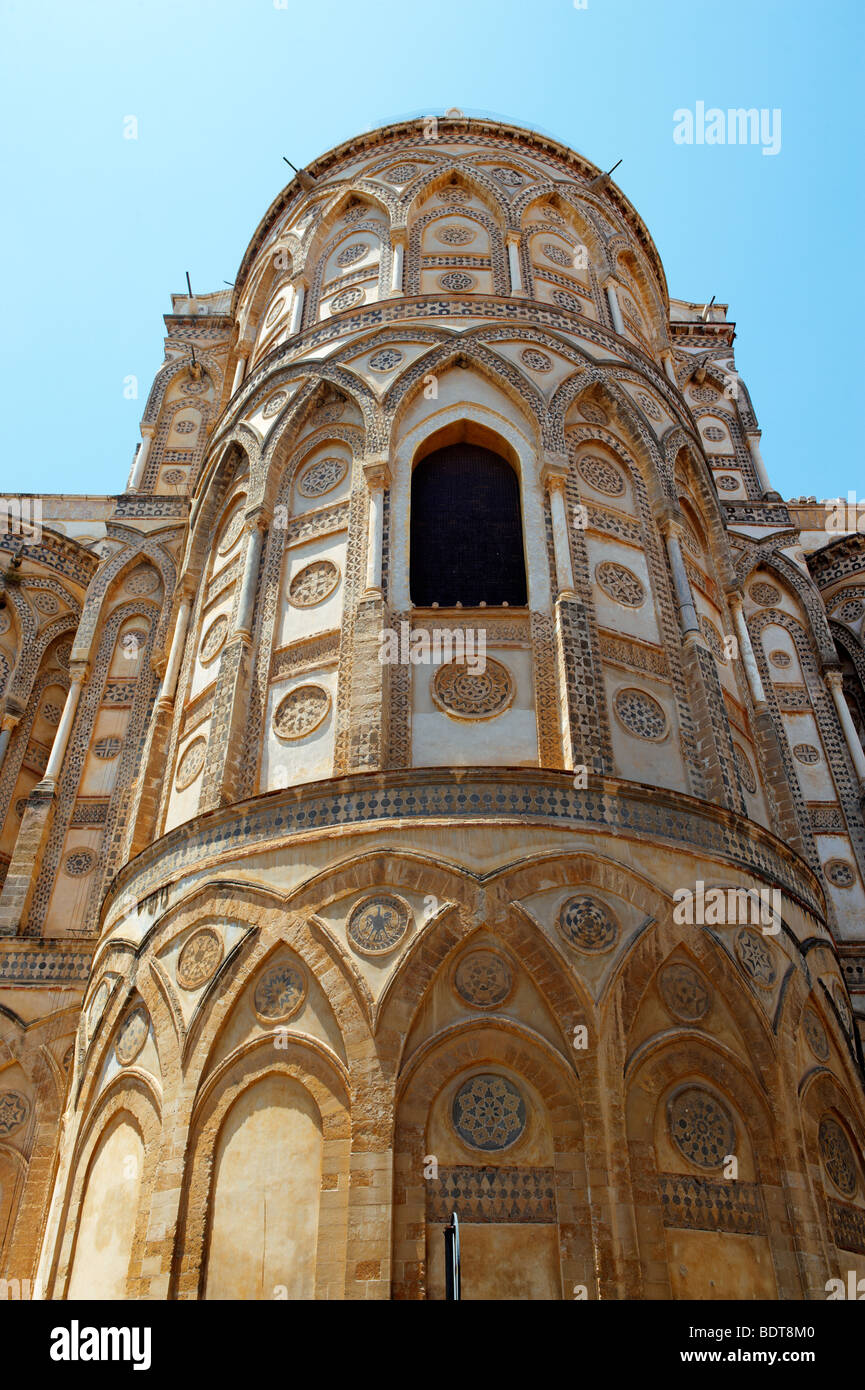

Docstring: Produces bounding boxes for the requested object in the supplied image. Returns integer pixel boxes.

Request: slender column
[661,520,700,637]
[661,350,678,386]
[605,280,625,335]
[728,591,766,706]
[746,431,772,496]
[156,586,194,712]
[506,234,523,296]
[129,427,155,492]
[235,511,268,639]
[288,279,307,336]
[363,459,390,596]
[230,345,250,396]
[825,669,865,787]
[0,712,19,771]
[389,232,406,297]
[38,664,87,789]
[541,460,576,597]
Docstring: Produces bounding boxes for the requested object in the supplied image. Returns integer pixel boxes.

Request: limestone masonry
[1,117,864,1300]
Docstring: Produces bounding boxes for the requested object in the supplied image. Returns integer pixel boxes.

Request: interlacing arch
[748,600,865,872]
[383,339,547,449]
[737,547,838,666]
[405,204,509,296]
[401,160,513,225]
[72,542,175,662]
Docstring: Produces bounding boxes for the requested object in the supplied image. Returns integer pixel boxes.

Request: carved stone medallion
[432,658,514,720]
[452,1073,527,1152]
[253,963,307,1022]
[272,685,331,740]
[454,950,513,1008]
[347,893,412,956]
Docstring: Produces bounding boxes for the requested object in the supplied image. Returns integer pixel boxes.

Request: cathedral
[0,115,864,1301]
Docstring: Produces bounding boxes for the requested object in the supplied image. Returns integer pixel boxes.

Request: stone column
[199,509,270,811]
[156,587,193,713]
[541,459,576,598]
[230,345,250,397]
[0,662,88,935]
[728,591,766,706]
[39,665,87,790]
[747,431,773,496]
[389,231,406,297]
[825,669,865,789]
[725,589,806,850]
[506,234,523,296]
[288,278,307,336]
[605,279,625,335]
[128,426,155,492]
[128,581,196,856]
[363,459,389,596]
[0,710,19,771]
[235,511,268,639]
[661,519,700,637]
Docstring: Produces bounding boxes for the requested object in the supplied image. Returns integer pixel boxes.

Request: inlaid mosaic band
[102,768,825,927]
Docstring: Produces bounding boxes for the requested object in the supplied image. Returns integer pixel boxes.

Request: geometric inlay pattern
[793,743,820,764]
[177,927,223,991]
[288,559,340,607]
[749,582,780,608]
[346,892,411,956]
[0,1090,30,1138]
[427,1166,556,1223]
[596,560,644,607]
[451,1074,527,1152]
[826,859,855,888]
[93,737,122,760]
[803,1007,830,1062]
[115,1006,149,1066]
[253,963,307,1022]
[658,1173,765,1234]
[734,745,757,794]
[432,658,514,720]
[297,457,348,498]
[200,615,228,663]
[819,1116,858,1197]
[578,454,625,496]
[668,1087,735,1170]
[63,849,95,876]
[272,684,331,740]
[176,738,207,790]
[613,687,667,740]
[454,950,513,1009]
[659,962,711,1022]
[557,895,619,953]
[735,928,777,989]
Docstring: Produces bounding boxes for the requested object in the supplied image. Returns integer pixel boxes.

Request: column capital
[140,423,157,440]
[179,574,197,601]
[68,661,89,685]
[1,711,20,733]
[243,504,271,533]
[541,457,569,492]
[505,229,521,247]
[390,226,408,247]
[824,668,845,692]
[363,457,391,492]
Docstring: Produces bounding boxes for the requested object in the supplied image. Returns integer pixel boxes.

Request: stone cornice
[101,767,827,934]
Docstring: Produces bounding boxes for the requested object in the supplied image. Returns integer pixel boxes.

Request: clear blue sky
[1,0,861,499]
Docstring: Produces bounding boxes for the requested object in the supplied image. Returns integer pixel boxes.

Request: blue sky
[1,0,861,499]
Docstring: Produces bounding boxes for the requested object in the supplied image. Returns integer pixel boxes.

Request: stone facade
[0,116,864,1301]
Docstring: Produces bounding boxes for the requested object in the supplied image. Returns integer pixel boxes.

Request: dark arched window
[410,443,528,607]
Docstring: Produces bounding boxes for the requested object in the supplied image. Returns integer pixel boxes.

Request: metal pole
[444,1210,461,1301]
